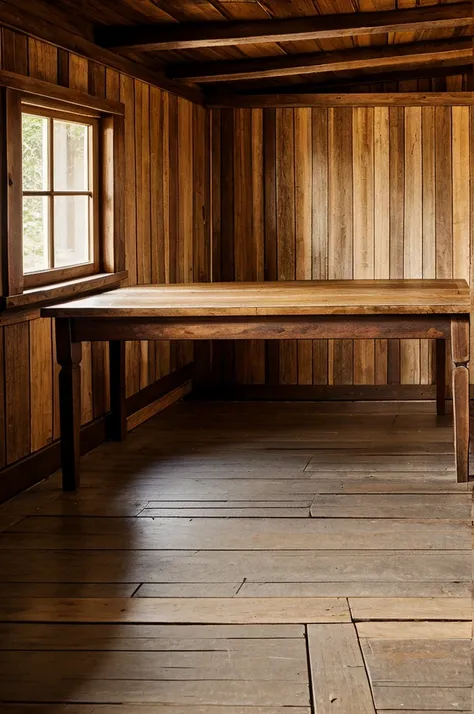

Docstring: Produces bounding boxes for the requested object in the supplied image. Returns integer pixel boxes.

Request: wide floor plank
[0,596,351,624]
[2,516,468,550]
[349,596,471,621]
[307,623,376,713]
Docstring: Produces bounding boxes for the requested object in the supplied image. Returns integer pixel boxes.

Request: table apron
[71,314,454,342]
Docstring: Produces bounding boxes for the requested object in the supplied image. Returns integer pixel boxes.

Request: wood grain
[0,25,209,487]
[307,623,376,713]
[210,104,472,388]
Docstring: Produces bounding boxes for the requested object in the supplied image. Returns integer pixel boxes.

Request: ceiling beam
[97,2,473,52]
[204,61,474,99]
[168,38,473,84]
[206,92,474,109]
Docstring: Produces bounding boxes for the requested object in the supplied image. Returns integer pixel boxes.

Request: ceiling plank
[205,91,474,109]
[98,2,473,53]
[0,0,204,104]
[168,38,473,84]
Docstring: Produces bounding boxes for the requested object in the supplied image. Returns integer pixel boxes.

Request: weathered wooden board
[310,493,471,519]
[349,597,471,621]
[361,639,471,686]
[373,686,471,710]
[0,679,310,706]
[238,581,470,598]
[0,623,306,650]
[1,516,468,550]
[307,623,376,713]
[0,549,467,584]
[356,621,471,639]
[0,597,351,624]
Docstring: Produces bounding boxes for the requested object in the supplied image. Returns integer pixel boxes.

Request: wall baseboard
[0,364,194,504]
[191,384,471,402]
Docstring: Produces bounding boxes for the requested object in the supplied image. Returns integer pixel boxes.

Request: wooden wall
[0,27,210,473]
[210,89,473,388]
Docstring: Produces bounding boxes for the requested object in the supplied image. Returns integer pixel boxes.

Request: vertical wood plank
[312,107,328,386]
[264,108,279,385]
[374,107,389,384]
[29,319,53,452]
[435,106,453,279]
[65,54,93,423]
[353,107,375,385]
[421,106,436,385]
[90,61,109,418]
[234,108,253,286]
[120,74,140,398]
[233,108,251,385]
[328,107,353,386]
[452,106,470,283]
[168,93,179,372]
[2,28,28,75]
[276,108,297,385]
[210,108,223,385]
[436,106,454,394]
[135,80,151,388]
[251,108,265,382]
[151,86,171,382]
[177,97,194,368]
[329,107,353,279]
[388,107,405,386]
[401,107,422,385]
[193,103,212,385]
[5,322,30,464]
[295,108,312,385]
[234,109,265,384]
[27,38,57,81]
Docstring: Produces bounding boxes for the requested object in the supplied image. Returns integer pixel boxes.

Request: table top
[41,280,471,318]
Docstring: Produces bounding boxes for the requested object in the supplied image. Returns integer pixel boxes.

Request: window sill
[3,271,128,312]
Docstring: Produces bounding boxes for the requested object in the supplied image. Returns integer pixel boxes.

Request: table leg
[109,340,127,441]
[56,318,82,491]
[451,317,470,483]
[435,339,446,416]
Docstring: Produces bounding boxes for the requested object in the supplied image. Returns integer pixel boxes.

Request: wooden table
[42,279,471,488]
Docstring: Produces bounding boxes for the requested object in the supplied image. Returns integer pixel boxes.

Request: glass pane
[54,195,90,267]
[23,196,50,273]
[22,114,49,191]
[53,120,89,191]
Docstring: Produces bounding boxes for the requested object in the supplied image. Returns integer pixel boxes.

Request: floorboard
[0,401,471,712]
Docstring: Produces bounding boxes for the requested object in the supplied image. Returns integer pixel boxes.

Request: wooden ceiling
[9,0,474,97]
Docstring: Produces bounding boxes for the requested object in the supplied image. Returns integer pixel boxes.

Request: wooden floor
[0,400,472,713]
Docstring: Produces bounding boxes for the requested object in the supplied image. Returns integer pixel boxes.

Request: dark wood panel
[0,25,211,494]
[4,322,30,463]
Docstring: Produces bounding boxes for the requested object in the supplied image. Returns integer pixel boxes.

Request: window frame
[0,70,127,310]
[22,104,100,289]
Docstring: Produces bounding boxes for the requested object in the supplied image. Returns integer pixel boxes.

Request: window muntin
[21,109,97,283]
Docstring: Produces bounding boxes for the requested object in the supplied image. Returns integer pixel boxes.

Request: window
[0,73,127,309]
[21,108,99,288]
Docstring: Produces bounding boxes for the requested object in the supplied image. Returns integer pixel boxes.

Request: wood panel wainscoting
[42,279,471,485]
